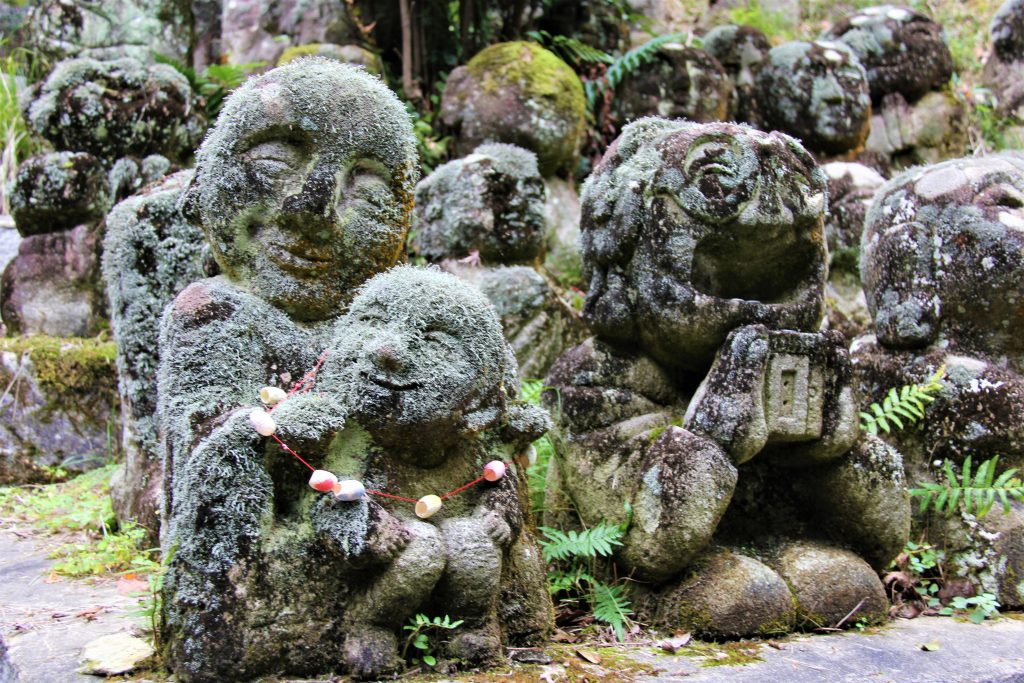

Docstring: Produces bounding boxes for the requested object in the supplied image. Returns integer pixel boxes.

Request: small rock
[79,632,153,676]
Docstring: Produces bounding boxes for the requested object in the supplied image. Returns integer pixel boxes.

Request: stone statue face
[581,119,828,375]
[182,59,418,322]
[862,154,1024,356]
[825,4,953,103]
[757,41,870,155]
[326,267,509,450]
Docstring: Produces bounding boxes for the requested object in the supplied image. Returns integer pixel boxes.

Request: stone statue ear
[178,173,202,225]
[501,402,552,449]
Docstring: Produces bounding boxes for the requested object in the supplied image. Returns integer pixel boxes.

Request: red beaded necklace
[247,349,510,519]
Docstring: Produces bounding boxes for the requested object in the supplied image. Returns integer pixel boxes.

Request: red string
[270,433,315,472]
[265,350,513,507]
[269,349,330,413]
[366,490,420,504]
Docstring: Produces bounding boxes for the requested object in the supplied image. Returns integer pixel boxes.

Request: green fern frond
[548,565,596,595]
[860,364,945,434]
[590,581,633,641]
[584,32,693,110]
[519,378,547,406]
[527,30,613,69]
[909,455,1024,518]
[537,523,624,563]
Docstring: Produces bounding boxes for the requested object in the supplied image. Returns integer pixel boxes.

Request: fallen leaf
[575,648,601,664]
[44,571,61,584]
[551,629,577,643]
[117,578,149,594]
[74,607,105,621]
[658,633,691,653]
[767,641,786,650]
[921,641,941,652]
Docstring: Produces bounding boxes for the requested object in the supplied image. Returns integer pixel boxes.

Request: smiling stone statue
[159,59,420,681]
[159,59,551,683]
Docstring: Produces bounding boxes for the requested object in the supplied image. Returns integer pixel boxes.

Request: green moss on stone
[1,335,117,402]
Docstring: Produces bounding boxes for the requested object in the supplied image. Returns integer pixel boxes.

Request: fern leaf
[591,582,632,642]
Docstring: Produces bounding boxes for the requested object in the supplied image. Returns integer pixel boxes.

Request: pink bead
[309,470,338,493]
[483,460,506,482]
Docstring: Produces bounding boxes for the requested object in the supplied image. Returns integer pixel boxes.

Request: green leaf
[591,582,632,642]
[423,654,437,666]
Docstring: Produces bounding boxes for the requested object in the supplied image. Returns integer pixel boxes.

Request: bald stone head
[756,41,871,156]
[181,58,419,321]
[862,154,1024,357]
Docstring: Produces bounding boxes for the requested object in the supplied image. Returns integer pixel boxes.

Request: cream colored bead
[259,386,288,405]
[415,494,443,519]
[334,480,366,502]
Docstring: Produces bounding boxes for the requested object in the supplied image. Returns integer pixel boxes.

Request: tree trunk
[399,0,422,101]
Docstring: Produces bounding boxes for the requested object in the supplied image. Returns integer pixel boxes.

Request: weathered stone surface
[108,154,174,204]
[79,632,153,676]
[611,44,730,128]
[26,57,201,163]
[645,549,796,638]
[0,224,21,277]
[822,161,886,273]
[23,0,190,65]
[412,143,546,264]
[580,119,828,374]
[824,5,953,104]
[797,434,910,569]
[702,24,771,125]
[221,0,351,67]
[277,42,383,73]
[9,152,110,237]
[0,336,119,484]
[861,154,1024,359]
[864,91,968,169]
[440,42,586,177]
[0,632,16,683]
[542,177,582,286]
[686,326,859,467]
[0,225,104,338]
[102,170,206,538]
[767,540,889,628]
[448,264,585,379]
[755,41,871,156]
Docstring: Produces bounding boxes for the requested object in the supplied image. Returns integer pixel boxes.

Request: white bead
[259,386,288,406]
[334,480,366,502]
[249,408,276,436]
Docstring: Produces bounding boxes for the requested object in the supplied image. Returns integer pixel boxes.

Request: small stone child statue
[272,266,550,679]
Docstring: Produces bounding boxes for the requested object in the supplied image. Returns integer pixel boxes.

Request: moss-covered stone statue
[103,171,209,537]
[824,6,965,168]
[543,118,909,638]
[754,41,871,158]
[440,41,586,177]
[158,59,549,681]
[853,154,1024,609]
[158,58,418,681]
[610,43,730,130]
[701,24,772,126]
[411,143,585,377]
[272,266,551,679]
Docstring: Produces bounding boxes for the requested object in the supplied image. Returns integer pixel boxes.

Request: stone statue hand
[474,507,513,547]
[311,495,409,565]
